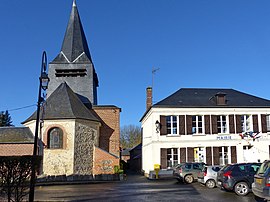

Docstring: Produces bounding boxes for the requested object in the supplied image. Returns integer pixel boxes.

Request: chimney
[146,87,152,110]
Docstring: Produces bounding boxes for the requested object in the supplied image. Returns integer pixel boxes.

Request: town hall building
[141,87,270,176]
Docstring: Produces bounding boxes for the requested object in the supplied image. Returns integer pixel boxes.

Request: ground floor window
[161,146,237,168]
[219,147,228,165]
[167,148,178,167]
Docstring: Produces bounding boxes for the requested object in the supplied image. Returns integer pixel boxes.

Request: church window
[48,127,63,149]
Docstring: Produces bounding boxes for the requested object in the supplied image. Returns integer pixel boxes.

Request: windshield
[257,161,270,175]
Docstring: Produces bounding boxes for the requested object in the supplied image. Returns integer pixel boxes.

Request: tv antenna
[152,67,160,102]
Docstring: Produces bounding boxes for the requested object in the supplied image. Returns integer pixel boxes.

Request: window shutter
[231,146,237,163]
[204,115,210,134]
[160,116,167,135]
[236,115,242,133]
[252,115,259,133]
[211,115,218,134]
[229,115,235,134]
[261,114,267,133]
[186,115,193,134]
[160,148,167,169]
[179,115,185,135]
[187,147,194,162]
[206,147,212,165]
[180,148,186,163]
[213,147,219,165]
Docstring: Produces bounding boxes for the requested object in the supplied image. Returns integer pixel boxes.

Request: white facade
[141,106,270,175]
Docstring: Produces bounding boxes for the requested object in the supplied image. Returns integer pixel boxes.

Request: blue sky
[1,0,270,127]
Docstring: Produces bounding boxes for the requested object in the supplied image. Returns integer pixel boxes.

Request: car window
[202,166,207,172]
[222,165,231,172]
[257,161,270,175]
[193,164,200,170]
[212,166,221,172]
[238,165,246,172]
[185,164,192,169]
[251,164,260,173]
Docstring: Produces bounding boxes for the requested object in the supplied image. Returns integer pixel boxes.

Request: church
[1,0,121,177]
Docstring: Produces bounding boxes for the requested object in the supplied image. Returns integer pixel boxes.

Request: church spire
[48,1,99,106]
[52,0,92,63]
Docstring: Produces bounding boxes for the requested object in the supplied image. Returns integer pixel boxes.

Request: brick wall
[93,106,121,157]
[0,144,33,156]
[93,146,119,175]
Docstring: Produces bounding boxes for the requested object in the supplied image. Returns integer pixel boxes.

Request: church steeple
[48,0,99,106]
[52,0,92,64]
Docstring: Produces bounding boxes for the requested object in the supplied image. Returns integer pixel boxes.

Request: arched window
[47,127,63,149]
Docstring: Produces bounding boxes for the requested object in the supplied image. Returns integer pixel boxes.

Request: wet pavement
[33,172,256,202]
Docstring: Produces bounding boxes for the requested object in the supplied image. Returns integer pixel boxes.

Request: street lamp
[29,51,49,202]
[155,120,161,133]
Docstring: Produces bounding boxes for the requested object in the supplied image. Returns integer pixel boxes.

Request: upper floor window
[47,127,63,149]
[217,115,227,133]
[267,115,270,132]
[241,115,251,132]
[192,115,203,134]
[166,116,178,134]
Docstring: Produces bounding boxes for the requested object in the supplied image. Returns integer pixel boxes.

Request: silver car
[198,165,221,188]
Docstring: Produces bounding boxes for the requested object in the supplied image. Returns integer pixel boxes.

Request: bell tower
[47,0,98,107]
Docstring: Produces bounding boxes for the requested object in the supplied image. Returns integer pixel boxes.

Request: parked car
[198,165,222,188]
[217,162,261,196]
[173,162,205,183]
[252,160,270,201]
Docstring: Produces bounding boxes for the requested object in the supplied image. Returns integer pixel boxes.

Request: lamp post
[29,51,49,202]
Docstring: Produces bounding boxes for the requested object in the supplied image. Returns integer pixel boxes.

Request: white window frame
[241,115,252,132]
[266,115,270,132]
[166,116,178,135]
[192,115,204,135]
[217,115,228,134]
[167,148,179,167]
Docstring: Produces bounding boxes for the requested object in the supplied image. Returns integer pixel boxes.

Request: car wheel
[184,175,193,183]
[234,182,249,196]
[206,179,216,189]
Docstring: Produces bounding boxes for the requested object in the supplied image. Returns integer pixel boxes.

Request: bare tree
[120,125,141,149]
[0,156,41,202]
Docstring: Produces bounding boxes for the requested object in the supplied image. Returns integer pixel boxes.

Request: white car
[198,165,221,188]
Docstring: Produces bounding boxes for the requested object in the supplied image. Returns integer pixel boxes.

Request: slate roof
[154,88,270,108]
[0,127,34,143]
[23,82,101,123]
[51,0,93,64]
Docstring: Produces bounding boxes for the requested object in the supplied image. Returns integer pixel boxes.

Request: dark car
[173,162,205,183]
[217,162,261,196]
[252,160,270,201]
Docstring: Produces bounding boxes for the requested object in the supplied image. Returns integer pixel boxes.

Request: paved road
[34,173,256,202]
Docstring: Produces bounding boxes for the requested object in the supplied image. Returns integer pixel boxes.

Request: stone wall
[73,120,99,175]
